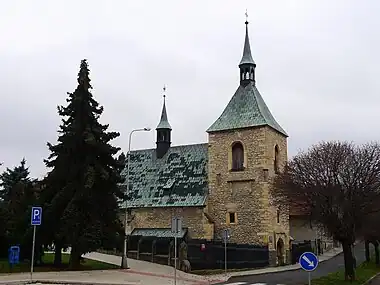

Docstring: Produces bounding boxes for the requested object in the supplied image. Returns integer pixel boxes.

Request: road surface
[220,242,366,285]
[369,273,380,284]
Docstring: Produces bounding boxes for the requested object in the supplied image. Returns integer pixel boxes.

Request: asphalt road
[368,273,380,285]
[220,242,366,285]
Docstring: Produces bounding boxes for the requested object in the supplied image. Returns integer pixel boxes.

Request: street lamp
[121,127,151,269]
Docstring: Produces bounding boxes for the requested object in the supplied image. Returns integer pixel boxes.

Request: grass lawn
[0,252,118,274]
[311,259,380,285]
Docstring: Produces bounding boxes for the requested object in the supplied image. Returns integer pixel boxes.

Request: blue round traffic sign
[299,251,319,272]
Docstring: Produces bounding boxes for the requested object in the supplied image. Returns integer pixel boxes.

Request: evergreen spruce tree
[0,159,38,259]
[117,152,126,165]
[43,59,124,268]
[0,158,30,201]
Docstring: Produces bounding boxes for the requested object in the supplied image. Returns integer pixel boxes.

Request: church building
[121,19,295,267]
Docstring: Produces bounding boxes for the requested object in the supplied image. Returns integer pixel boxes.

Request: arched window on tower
[244,69,248,80]
[274,145,280,174]
[232,142,244,171]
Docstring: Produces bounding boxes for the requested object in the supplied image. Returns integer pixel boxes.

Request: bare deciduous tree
[272,141,380,281]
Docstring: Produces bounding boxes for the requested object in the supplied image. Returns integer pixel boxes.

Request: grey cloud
[0,0,379,178]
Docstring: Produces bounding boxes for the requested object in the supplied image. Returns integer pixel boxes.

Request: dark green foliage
[0,158,30,201]
[117,152,126,165]
[0,201,7,258]
[43,59,124,268]
[3,181,40,261]
[0,159,39,260]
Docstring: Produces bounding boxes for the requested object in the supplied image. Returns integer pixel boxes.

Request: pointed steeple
[156,86,172,158]
[239,11,256,86]
[207,14,287,137]
[156,91,172,130]
[239,22,255,65]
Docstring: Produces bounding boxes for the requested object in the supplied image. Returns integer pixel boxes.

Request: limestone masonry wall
[128,206,214,239]
[207,126,289,255]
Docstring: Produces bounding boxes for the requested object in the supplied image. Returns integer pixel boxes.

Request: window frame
[231,142,245,171]
[226,212,237,225]
[274,145,280,174]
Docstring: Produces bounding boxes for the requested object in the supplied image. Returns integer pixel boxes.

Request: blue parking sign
[31,207,42,226]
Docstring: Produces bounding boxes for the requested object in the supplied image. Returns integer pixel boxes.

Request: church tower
[206,17,290,266]
[156,88,172,158]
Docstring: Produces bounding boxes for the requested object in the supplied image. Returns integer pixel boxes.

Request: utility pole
[121,127,151,269]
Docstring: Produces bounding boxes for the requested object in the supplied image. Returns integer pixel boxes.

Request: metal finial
[163,85,166,99]
[245,9,249,24]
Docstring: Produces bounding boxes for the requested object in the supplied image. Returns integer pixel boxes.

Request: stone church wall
[123,206,214,240]
[207,126,290,265]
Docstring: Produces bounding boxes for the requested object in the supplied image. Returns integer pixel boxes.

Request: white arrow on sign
[302,255,315,267]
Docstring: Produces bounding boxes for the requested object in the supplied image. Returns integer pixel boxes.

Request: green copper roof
[207,82,288,136]
[131,228,188,238]
[120,143,208,208]
[239,22,255,66]
[156,97,172,130]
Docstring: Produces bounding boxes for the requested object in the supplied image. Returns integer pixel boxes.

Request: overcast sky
[0,0,379,178]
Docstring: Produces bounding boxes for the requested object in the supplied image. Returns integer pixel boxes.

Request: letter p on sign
[31,207,42,226]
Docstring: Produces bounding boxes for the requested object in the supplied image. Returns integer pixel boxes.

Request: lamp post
[121,127,151,269]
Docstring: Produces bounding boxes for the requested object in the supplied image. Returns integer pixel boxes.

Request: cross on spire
[245,9,248,24]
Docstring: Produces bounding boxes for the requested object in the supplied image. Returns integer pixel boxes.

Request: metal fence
[187,239,269,270]
[291,240,313,264]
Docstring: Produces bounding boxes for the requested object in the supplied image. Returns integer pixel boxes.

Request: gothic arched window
[232,142,244,171]
[274,145,280,174]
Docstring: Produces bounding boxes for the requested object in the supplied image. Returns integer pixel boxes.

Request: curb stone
[363,272,380,285]
[0,280,222,285]
[0,281,138,285]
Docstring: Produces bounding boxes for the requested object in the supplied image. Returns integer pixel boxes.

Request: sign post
[299,251,319,285]
[171,217,182,285]
[222,229,230,274]
[30,207,42,282]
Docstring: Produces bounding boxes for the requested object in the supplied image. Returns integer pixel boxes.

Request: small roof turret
[156,86,172,130]
[239,18,256,67]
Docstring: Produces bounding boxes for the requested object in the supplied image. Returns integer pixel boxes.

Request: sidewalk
[0,269,224,285]
[0,252,226,285]
[83,251,226,284]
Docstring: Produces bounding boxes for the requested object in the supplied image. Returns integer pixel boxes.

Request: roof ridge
[129,142,208,153]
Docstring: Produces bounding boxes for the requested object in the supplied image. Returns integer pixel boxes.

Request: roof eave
[156,121,172,130]
[207,124,288,137]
